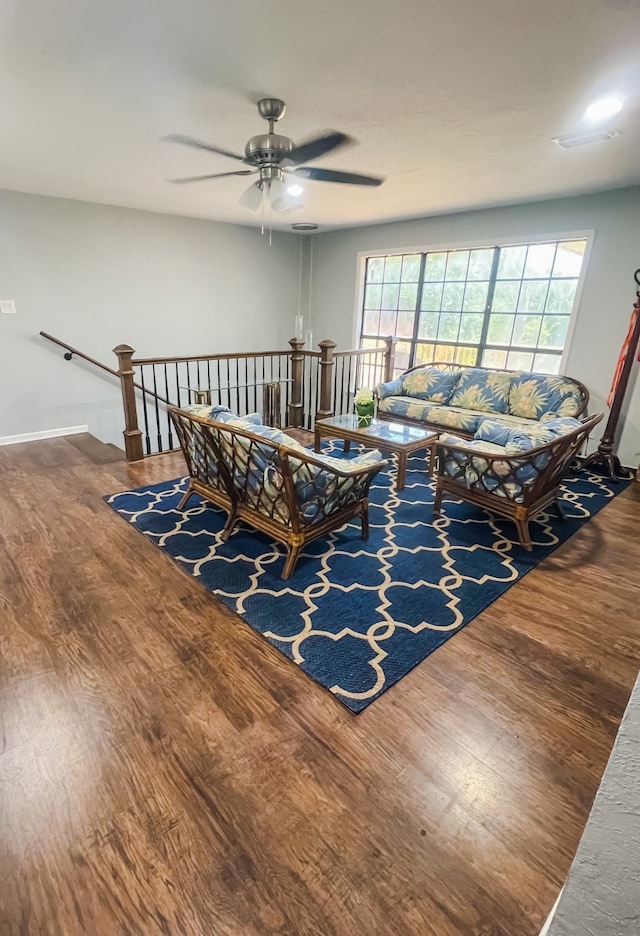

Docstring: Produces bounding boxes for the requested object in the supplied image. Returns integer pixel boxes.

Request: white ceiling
[0,0,638,232]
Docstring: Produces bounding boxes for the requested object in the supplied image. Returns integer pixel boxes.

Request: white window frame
[351,230,594,375]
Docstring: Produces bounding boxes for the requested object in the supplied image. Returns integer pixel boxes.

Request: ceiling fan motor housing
[245,133,293,166]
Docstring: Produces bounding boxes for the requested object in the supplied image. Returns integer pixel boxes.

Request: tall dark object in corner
[580,269,640,480]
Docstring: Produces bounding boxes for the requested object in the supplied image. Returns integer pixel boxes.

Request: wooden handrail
[40,330,121,379]
[40,330,171,406]
[41,330,379,460]
[334,344,388,358]
[132,348,302,366]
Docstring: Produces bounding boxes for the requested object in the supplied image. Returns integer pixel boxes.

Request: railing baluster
[186,360,192,404]
[164,364,173,449]
[175,362,181,408]
[140,366,151,455]
[151,365,162,452]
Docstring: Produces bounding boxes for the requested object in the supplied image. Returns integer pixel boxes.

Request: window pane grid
[362,240,585,377]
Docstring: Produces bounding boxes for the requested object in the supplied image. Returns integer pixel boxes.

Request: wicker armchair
[433,413,603,549]
[168,406,388,579]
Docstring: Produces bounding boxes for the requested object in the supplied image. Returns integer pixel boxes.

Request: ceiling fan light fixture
[238,181,263,212]
[166,98,384,228]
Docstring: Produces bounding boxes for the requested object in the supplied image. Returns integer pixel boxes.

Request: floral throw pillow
[509,373,583,419]
[400,366,460,403]
[449,368,512,414]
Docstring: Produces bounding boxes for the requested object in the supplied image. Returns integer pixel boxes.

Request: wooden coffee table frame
[314,417,438,491]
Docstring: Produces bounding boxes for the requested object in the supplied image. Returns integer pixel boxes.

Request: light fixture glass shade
[269,178,292,214]
[294,313,304,339]
[239,181,263,212]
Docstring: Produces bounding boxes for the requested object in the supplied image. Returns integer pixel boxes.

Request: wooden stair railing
[329,337,396,420]
[41,331,396,462]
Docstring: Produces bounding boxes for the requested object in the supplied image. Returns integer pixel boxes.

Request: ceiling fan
[165,98,384,215]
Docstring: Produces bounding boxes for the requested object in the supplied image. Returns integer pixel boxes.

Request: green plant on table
[354,387,375,427]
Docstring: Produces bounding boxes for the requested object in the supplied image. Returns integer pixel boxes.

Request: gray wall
[309,188,640,465]
[0,189,299,447]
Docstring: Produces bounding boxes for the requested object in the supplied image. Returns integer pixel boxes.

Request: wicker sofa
[376,362,589,436]
[168,404,387,579]
[433,412,603,549]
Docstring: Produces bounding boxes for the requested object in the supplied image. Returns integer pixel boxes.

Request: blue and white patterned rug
[106,451,627,712]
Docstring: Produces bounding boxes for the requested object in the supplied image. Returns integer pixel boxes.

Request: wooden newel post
[288,337,305,429]
[383,335,396,382]
[113,344,144,462]
[317,339,336,420]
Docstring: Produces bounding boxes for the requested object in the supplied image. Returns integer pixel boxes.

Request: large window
[360,239,587,377]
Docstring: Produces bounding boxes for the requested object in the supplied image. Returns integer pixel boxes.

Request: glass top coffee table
[314,414,438,491]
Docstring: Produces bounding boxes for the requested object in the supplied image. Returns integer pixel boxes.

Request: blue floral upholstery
[503,416,583,454]
[437,432,552,503]
[243,422,385,525]
[169,405,389,578]
[184,403,263,425]
[509,373,584,419]
[448,368,512,414]
[434,411,603,549]
[377,364,587,443]
[474,415,583,453]
[376,376,404,400]
[399,366,461,403]
[438,414,584,502]
[473,418,514,447]
[378,396,483,433]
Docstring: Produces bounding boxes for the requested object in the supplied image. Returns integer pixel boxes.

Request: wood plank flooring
[1,435,639,936]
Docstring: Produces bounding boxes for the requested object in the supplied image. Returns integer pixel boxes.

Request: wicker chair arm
[279,444,389,479]
[435,413,603,504]
[434,412,602,467]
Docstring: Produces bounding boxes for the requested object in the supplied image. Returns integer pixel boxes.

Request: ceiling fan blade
[169,170,256,184]
[164,134,247,163]
[282,131,352,166]
[292,166,384,186]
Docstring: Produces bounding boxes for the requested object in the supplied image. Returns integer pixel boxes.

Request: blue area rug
[106,450,627,712]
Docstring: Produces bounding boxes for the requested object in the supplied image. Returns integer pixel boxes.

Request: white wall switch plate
[0,300,16,314]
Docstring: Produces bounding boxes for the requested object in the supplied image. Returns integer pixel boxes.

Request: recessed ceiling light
[585,96,624,123]
[554,129,621,148]
[291,222,318,231]
[287,184,304,197]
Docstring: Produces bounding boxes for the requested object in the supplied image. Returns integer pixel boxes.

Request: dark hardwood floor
[1,435,639,936]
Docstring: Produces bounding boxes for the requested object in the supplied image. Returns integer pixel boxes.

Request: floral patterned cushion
[438,432,507,454]
[509,373,583,419]
[376,376,404,400]
[448,368,512,414]
[503,416,583,454]
[473,418,514,447]
[378,396,482,433]
[437,431,553,503]
[399,366,461,403]
[184,403,264,426]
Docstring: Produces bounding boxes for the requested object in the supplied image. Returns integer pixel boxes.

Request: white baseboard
[539,887,564,935]
[0,425,89,446]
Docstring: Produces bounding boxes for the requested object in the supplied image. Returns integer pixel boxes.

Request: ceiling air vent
[553,129,621,149]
